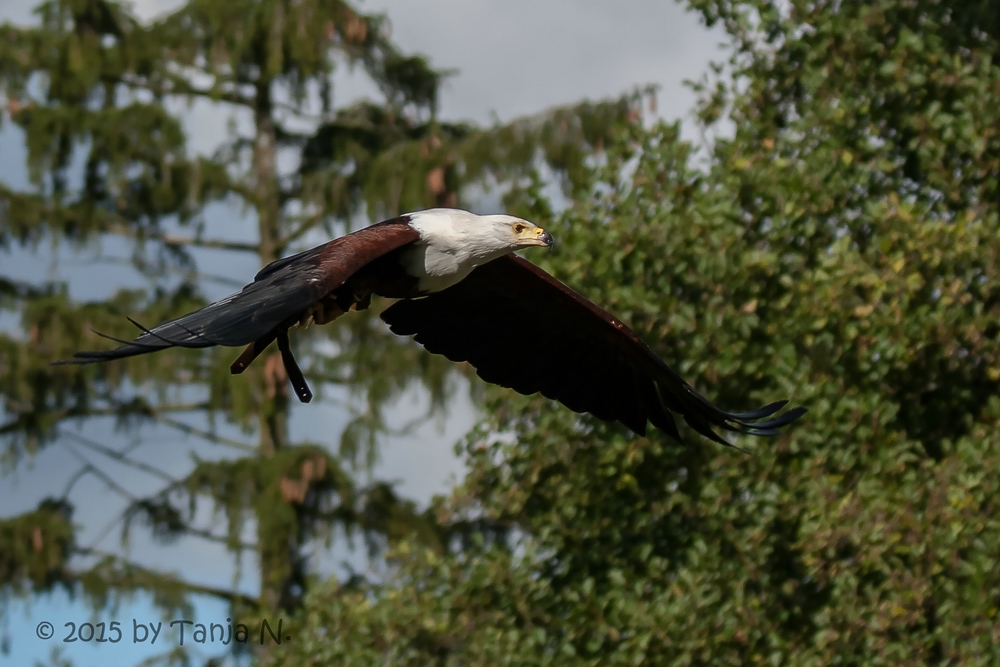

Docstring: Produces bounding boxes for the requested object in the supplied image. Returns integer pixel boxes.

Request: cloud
[1,0,724,154]
[352,0,726,127]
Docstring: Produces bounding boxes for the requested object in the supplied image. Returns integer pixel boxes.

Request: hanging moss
[0,498,74,594]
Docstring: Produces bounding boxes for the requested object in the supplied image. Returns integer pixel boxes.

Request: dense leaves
[278,0,1000,664]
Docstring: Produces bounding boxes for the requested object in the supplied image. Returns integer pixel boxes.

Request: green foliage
[299,90,653,223]
[12,0,998,662]
[0,0,638,660]
[0,499,73,595]
[277,0,1000,664]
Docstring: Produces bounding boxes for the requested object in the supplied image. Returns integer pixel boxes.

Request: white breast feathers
[402,208,518,293]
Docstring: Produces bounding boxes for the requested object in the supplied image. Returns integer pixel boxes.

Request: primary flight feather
[55,208,805,444]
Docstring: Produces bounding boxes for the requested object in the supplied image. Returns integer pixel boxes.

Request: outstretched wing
[381,254,805,444]
[56,218,420,365]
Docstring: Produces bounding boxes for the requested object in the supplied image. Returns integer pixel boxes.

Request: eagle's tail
[51,315,223,366]
[681,392,808,451]
[51,310,314,404]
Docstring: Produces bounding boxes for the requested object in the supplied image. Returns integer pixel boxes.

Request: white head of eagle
[403,208,554,293]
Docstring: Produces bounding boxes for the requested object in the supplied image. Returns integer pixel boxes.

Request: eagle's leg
[230,332,278,375]
[276,329,313,404]
[352,292,373,311]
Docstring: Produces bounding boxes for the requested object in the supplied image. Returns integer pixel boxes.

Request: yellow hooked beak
[520,226,554,248]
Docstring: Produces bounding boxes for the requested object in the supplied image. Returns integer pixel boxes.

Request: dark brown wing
[381,254,805,444]
[55,218,420,365]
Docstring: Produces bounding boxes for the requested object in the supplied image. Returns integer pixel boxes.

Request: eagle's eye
[513,223,527,234]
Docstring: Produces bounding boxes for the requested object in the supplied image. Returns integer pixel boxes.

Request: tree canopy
[6,0,1000,664]
[0,0,646,663]
[276,0,1000,664]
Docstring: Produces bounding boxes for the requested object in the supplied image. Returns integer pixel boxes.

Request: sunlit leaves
[280,1,1000,664]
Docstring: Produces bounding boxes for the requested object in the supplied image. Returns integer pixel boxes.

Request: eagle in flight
[56,209,804,445]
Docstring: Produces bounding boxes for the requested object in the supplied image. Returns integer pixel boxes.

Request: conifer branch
[86,511,129,552]
[70,482,258,552]
[175,580,259,609]
[61,465,96,500]
[182,527,257,551]
[272,99,328,121]
[73,547,260,608]
[302,371,352,386]
[64,445,137,500]
[91,398,213,417]
[104,223,260,253]
[278,212,328,248]
[58,429,178,484]
[121,72,253,109]
[151,415,257,453]
[0,402,214,436]
[82,256,248,288]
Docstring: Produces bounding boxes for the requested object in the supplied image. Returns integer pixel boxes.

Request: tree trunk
[252,80,290,460]
[251,78,299,620]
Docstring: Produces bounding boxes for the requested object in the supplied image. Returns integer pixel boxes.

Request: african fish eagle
[55,208,805,444]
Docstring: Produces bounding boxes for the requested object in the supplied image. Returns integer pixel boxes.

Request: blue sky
[0,1,724,664]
